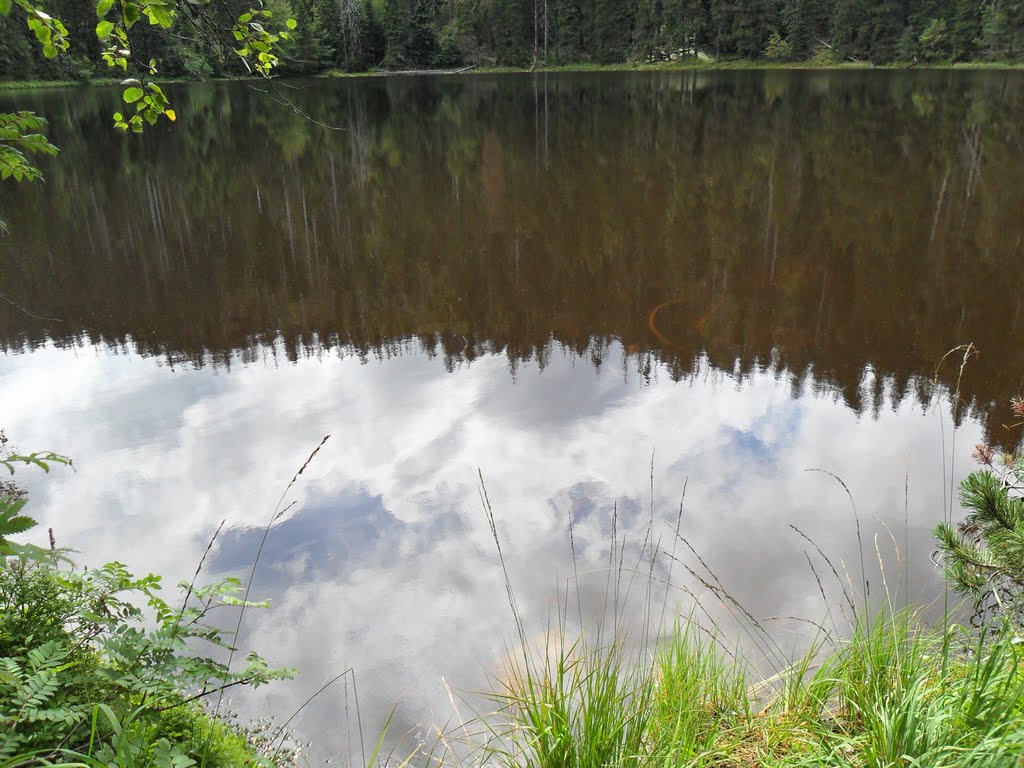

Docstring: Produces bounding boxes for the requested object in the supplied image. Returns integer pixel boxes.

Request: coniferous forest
[2,0,1024,82]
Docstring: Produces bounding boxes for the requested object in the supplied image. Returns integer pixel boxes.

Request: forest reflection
[1,70,1021,441]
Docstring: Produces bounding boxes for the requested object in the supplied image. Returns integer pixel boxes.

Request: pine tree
[935,467,1024,624]
[706,0,736,54]
[865,0,907,60]
[408,0,440,64]
[551,0,586,61]
[980,0,1016,59]
[383,0,412,66]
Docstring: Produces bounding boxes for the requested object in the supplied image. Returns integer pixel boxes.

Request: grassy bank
[319,58,1024,78]
[462,455,1024,768]
[0,76,198,92]
[0,79,93,91]
[479,609,1024,768]
[6,547,1021,768]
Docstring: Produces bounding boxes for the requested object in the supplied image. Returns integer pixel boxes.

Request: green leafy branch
[1,554,295,757]
[113,80,175,133]
[95,0,298,129]
[1,0,299,151]
[0,0,70,59]
[1,450,71,477]
[0,112,59,183]
[232,8,297,76]
[0,450,71,558]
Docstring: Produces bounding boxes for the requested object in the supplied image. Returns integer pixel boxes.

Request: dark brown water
[1,70,1022,758]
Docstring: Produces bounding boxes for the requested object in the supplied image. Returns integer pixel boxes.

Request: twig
[0,291,61,322]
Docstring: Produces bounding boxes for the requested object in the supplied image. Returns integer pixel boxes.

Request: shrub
[0,454,294,766]
[764,31,793,62]
[0,553,295,764]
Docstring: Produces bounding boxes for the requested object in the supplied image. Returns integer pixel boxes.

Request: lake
[1,69,1022,759]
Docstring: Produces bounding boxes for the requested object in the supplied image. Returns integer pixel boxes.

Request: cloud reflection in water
[0,338,970,760]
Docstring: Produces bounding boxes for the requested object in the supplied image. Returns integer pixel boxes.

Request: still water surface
[1,70,1022,757]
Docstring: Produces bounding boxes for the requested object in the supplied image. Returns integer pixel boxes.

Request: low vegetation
[466,416,1024,768]
[6,400,1024,765]
[0,453,296,768]
[483,612,1024,768]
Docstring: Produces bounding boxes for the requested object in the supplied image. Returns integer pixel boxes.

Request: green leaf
[96,0,115,18]
[0,0,11,17]
[96,19,114,39]
[0,514,38,536]
[148,6,173,27]
[123,3,140,27]
[123,87,144,104]
[286,17,297,30]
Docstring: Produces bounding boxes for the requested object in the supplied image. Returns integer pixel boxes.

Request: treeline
[2,0,1024,81]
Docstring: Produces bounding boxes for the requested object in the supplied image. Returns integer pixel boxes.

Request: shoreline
[322,59,1024,78]
[2,59,1023,91]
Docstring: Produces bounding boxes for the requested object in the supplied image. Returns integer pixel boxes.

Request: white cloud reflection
[0,340,975,760]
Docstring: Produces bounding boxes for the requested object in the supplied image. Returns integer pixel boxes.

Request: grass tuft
[476,595,1024,768]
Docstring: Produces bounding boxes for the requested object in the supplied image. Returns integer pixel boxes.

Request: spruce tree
[291,0,336,72]
[362,0,388,68]
[591,0,635,62]
[664,0,707,57]
[383,0,438,67]
[634,0,666,61]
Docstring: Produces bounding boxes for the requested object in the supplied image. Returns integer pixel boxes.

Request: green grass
[461,474,1024,768]
[319,58,1024,79]
[0,75,225,92]
[0,79,96,91]
[319,60,876,78]
[477,608,1024,768]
